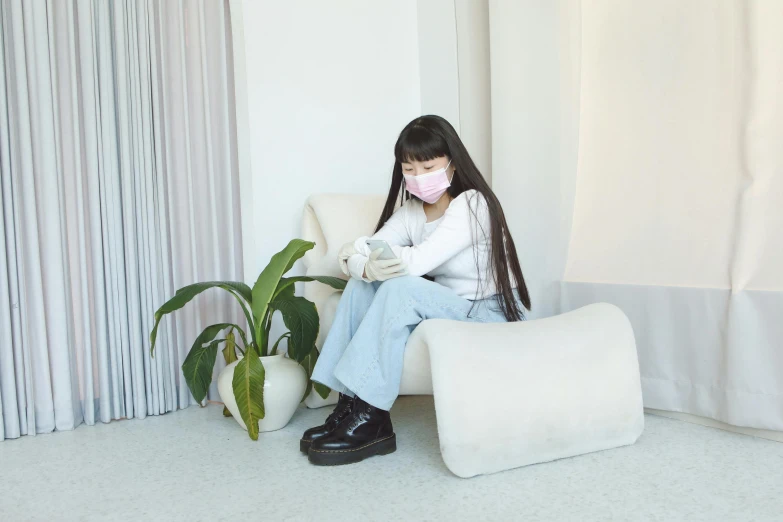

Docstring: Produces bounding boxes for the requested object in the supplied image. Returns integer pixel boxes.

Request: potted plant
[149,239,346,440]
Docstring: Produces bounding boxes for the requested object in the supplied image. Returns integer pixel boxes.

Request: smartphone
[365,239,399,261]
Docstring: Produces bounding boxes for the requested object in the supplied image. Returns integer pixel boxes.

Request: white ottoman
[412,302,645,478]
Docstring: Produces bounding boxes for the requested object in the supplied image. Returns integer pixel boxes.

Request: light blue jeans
[311,275,525,411]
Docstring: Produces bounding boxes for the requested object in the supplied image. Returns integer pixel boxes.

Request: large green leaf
[181,323,238,403]
[176,281,252,301]
[250,240,315,345]
[273,275,347,300]
[300,345,318,377]
[299,347,331,401]
[222,331,239,418]
[299,348,316,402]
[232,353,266,440]
[314,382,331,400]
[271,296,319,362]
[275,281,295,301]
[222,331,239,364]
[281,241,316,274]
[150,281,253,356]
[184,339,223,405]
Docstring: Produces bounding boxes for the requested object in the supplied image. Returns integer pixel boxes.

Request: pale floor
[1,397,782,522]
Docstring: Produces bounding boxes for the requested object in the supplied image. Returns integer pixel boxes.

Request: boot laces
[325,395,352,424]
[346,403,373,431]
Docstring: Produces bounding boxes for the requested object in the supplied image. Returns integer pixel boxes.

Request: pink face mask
[403,160,452,204]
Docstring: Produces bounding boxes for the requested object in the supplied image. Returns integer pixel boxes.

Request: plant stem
[262,310,274,356]
[270,332,291,356]
[224,288,257,347]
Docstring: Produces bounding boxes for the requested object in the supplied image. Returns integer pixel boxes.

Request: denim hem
[333,358,392,410]
[310,371,351,396]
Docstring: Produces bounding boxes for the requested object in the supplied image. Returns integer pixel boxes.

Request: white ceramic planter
[217,354,307,433]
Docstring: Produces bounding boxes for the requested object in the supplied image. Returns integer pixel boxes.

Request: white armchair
[300,193,437,408]
[299,193,645,477]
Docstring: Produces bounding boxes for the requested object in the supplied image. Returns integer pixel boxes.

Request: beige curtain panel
[491,0,782,431]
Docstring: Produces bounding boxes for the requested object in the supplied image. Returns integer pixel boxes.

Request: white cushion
[415,302,645,477]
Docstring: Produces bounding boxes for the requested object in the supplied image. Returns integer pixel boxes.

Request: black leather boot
[299,393,355,453]
[307,396,396,466]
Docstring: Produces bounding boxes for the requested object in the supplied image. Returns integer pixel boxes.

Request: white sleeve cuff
[352,236,372,256]
[347,253,371,282]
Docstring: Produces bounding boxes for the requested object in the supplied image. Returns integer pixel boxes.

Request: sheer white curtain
[490,0,782,432]
[0,0,243,440]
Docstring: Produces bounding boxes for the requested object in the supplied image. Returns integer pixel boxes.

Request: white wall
[233,0,422,286]
[489,0,565,319]
[417,0,493,182]
[455,0,493,182]
[416,0,460,132]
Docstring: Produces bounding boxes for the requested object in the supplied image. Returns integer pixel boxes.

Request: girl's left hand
[337,241,359,276]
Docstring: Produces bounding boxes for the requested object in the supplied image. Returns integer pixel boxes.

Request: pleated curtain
[0,0,243,440]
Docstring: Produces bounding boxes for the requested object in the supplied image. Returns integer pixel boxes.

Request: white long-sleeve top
[346,189,497,300]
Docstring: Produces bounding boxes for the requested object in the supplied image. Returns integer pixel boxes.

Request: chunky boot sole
[307,434,397,466]
[299,438,312,454]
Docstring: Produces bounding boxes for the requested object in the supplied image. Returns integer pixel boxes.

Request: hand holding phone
[365,239,399,261]
[362,240,407,281]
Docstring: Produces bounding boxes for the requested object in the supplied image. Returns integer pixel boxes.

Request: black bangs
[394,124,450,164]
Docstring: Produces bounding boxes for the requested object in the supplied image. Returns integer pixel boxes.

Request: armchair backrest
[300,193,392,314]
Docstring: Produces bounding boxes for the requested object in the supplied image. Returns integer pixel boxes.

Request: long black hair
[373,115,531,322]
